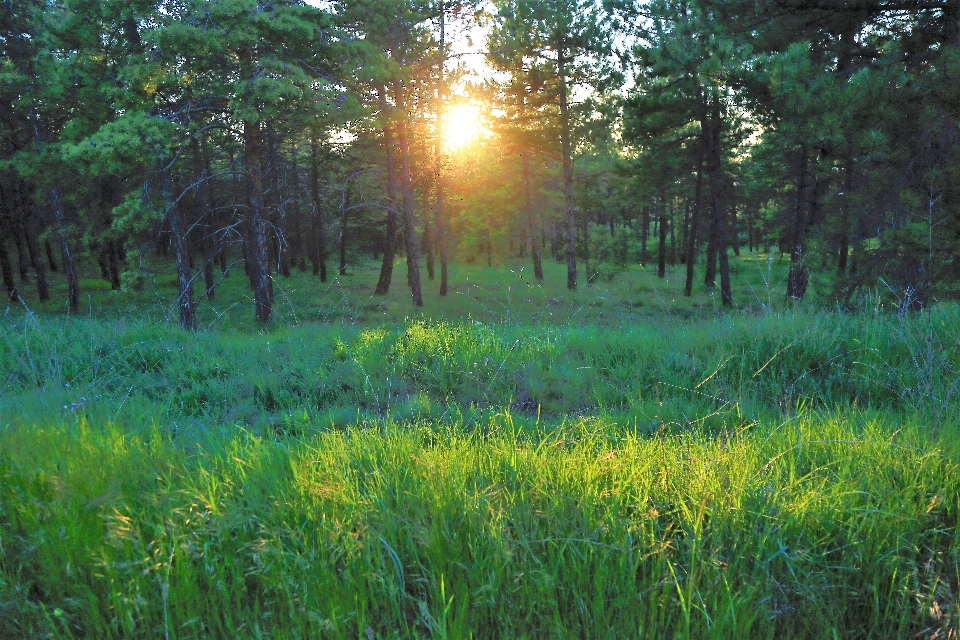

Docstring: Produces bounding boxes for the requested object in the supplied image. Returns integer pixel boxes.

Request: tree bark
[394,79,423,307]
[786,146,810,302]
[12,219,29,282]
[523,150,544,280]
[339,180,349,276]
[558,47,576,290]
[0,238,17,301]
[22,202,50,301]
[310,138,328,281]
[50,189,79,313]
[192,138,216,300]
[44,239,57,272]
[703,213,717,288]
[704,97,732,307]
[243,120,272,324]
[165,169,196,329]
[27,107,75,311]
[108,239,122,290]
[837,161,853,275]
[730,200,740,258]
[669,198,677,265]
[436,3,450,296]
[658,194,667,278]
[375,86,398,296]
[640,205,650,264]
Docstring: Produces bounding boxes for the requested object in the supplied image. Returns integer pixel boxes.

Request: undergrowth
[2,270,959,638]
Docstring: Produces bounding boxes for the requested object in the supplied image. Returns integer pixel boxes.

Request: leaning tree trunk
[394,79,423,307]
[243,120,272,324]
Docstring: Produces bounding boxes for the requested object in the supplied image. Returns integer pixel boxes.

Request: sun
[442,104,486,151]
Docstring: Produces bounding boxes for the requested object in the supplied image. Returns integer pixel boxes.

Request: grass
[5,250,831,328]
[1,252,959,638]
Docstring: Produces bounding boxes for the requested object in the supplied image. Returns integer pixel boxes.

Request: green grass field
[2,254,958,638]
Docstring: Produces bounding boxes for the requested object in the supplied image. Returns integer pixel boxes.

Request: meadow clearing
[1,255,958,639]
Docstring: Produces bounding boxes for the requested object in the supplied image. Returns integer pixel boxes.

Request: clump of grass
[3,305,959,431]
[1,412,957,638]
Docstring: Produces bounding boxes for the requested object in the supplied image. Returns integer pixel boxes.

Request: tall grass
[2,264,959,638]
[1,412,957,638]
[3,305,959,430]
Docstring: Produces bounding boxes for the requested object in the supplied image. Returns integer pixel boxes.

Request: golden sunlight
[443,104,486,151]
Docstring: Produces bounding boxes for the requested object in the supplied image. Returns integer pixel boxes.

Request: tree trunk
[422,133,434,281]
[375,87,398,296]
[50,190,79,313]
[287,143,304,272]
[244,120,272,324]
[558,48,576,290]
[730,201,740,257]
[669,198,677,265]
[22,202,50,301]
[658,194,667,278]
[12,220,29,282]
[837,161,853,275]
[424,188,434,280]
[704,97,732,307]
[583,216,590,282]
[704,214,717,288]
[108,239,122,290]
[680,199,689,265]
[436,3,450,297]
[310,138,328,281]
[27,107,75,311]
[786,146,810,302]
[523,150,544,280]
[266,126,291,278]
[191,137,216,300]
[44,239,57,271]
[394,79,423,307]
[640,205,650,264]
[339,180,349,276]
[165,169,196,329]
[0,239,18,301]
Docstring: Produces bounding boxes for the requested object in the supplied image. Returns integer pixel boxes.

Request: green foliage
[1,409,957,638]
[2,254,959,637]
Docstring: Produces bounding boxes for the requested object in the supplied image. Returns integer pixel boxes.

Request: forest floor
[1,252,959,639]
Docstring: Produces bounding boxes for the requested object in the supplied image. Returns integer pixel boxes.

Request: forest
[2,1,960,638]
[2,0,959,317]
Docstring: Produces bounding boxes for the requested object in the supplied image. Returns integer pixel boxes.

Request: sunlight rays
[442,104,487,151]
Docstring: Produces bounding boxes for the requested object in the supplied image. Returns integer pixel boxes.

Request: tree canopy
[2,0,959,324]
